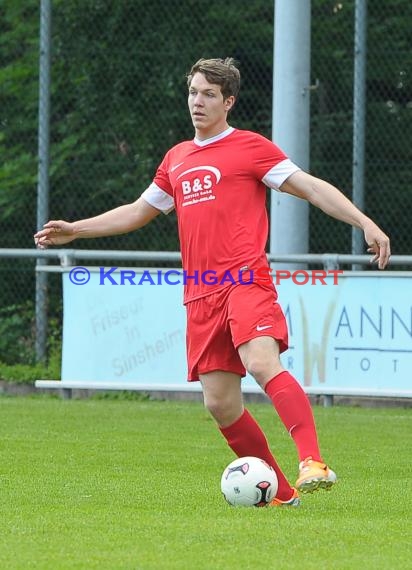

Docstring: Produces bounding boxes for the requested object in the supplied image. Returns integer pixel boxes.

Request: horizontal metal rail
[1,248,411,267]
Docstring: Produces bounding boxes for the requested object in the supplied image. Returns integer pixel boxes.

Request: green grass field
[0,395,410,569]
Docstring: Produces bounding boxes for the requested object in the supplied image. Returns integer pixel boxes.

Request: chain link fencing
[1,0,411,368]
[310,0,412,254]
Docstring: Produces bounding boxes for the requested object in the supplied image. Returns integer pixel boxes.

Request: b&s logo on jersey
[177,165,221,207]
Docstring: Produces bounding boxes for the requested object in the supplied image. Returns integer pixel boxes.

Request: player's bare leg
[200,371,243,428]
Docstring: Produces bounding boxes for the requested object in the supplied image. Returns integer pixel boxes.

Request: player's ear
[224,96,236,112]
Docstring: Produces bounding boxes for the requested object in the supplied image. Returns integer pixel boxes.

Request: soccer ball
[220,456,278,507]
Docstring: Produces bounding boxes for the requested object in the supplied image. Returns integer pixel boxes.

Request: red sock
[265,371,322,462]
[219,408,294,501]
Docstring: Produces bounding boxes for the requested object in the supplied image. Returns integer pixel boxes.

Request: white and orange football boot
[296,456,337,494]
[270,488,301,507]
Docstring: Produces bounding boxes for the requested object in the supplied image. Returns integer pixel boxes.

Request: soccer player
[34,58,390,506]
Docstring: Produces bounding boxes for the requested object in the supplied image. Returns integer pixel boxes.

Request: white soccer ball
[221,456,278,507]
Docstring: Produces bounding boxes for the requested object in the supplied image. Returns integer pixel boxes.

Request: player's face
[188,72,234,140]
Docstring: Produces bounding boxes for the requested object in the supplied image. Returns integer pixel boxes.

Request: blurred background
[1,0,411,376]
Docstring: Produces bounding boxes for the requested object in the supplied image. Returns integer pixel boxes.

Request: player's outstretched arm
[279,170,391,269]
[34,197,161,249]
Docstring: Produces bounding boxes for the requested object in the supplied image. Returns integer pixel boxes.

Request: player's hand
[363,222,391,269]
[34,220,76,249]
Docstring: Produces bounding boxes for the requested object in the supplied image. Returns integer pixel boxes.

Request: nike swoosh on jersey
[171,162,184,173]
[256,325,273,331]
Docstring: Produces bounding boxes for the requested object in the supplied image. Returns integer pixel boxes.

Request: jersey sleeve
[141,182,175,214]
[140,152,175,214]
[262,159,301,190]
[250,133,301,190]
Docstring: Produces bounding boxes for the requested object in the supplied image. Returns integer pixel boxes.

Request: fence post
[35,0,52,362]
[352,0,368,266]
[271,0,311,269]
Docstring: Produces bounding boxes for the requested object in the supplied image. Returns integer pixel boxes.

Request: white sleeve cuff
[262,159,301,191]
[141,182,175,214]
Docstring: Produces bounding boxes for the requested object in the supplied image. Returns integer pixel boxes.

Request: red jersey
[142,128,300,303]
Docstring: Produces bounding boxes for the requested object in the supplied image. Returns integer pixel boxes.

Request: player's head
[187,57,240,105]
[186,58,239,139]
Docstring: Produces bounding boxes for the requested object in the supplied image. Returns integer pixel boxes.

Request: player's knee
[246,356,282,384]
[204,395,227,419]
[204,395,238,425]
[245,357,270,383]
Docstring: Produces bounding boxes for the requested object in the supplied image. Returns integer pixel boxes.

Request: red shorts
[186,283,288,381]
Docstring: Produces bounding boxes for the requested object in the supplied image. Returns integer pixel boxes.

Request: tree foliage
[0,0,39,248]
[2,0,411,254]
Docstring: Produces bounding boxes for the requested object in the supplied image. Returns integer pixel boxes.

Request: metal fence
[1,0,411,367]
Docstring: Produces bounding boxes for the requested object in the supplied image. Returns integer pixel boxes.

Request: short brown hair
[187,57,241,101]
